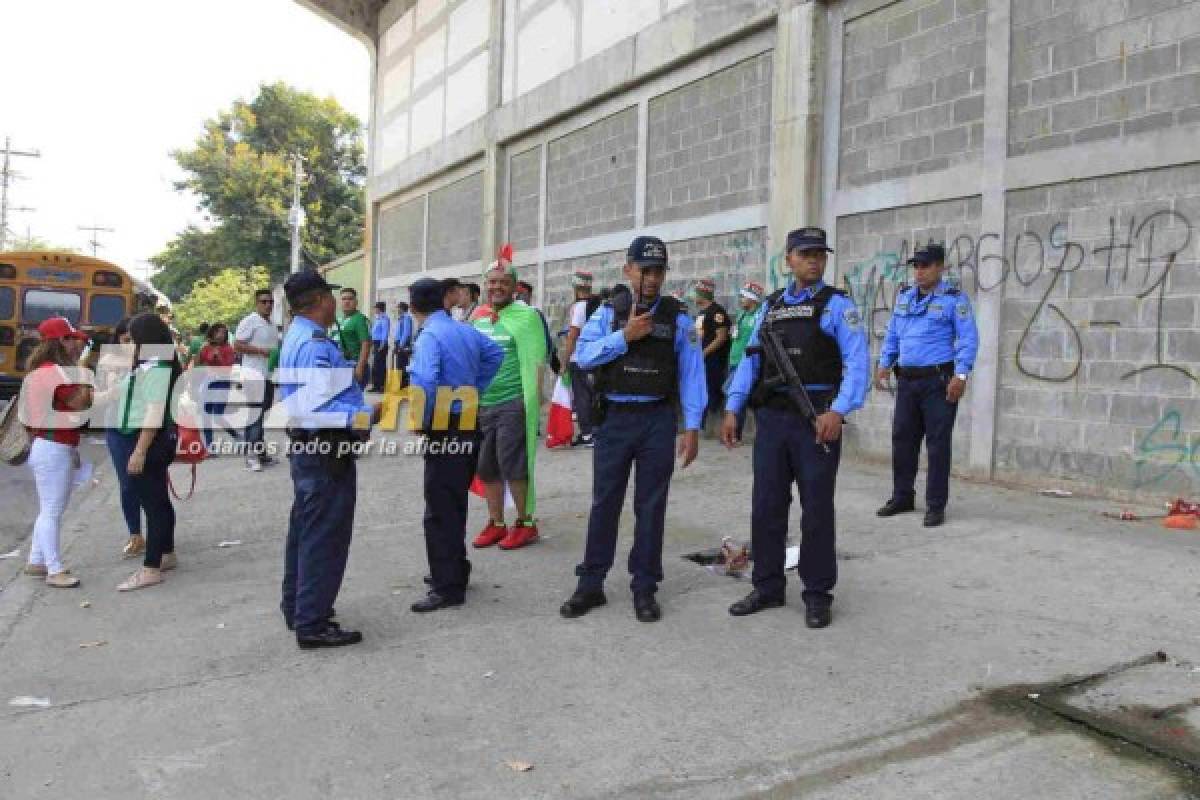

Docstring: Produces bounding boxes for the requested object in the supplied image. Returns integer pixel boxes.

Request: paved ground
[1,420,1199,799]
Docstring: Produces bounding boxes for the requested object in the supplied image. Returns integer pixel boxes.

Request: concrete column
[767,0,824,285]
[480,0,508,264]
[364,38,380,299]
[966,0,1013,477]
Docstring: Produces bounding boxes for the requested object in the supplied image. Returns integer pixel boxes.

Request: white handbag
[0,397,32,466]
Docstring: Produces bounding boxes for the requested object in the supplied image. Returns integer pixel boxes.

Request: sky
[0,0,371,282]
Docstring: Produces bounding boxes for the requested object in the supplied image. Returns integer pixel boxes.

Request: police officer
[406,278,504,612]
[721,227,869,629]
[560,236,707,623]
[874,243,979,528]
[277,270,380,649]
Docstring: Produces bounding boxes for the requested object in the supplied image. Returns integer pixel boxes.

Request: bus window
[89,294,126,327]
[23,289,82,326]
[0,286,13,320]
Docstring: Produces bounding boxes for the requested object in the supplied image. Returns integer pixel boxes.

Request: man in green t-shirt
[330,287,371,385]
[727,281,763,439]
[186,323,209,366]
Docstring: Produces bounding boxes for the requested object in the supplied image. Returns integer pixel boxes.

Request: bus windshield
[23,289,82,326]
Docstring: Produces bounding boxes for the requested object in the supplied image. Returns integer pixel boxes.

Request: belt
[607,398,669,412]
[895,362,954,379]
[762,389,834,413]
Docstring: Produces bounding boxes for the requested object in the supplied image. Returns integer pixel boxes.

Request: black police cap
[283,270,339,305]
[627,236,668,269]
[409,277,445,311]
[786,227,833,254]
[908,243,946,266]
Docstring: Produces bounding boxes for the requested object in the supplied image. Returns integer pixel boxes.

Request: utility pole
[78,224,115,257]
[287,154,307,274]
[0,136,41,251]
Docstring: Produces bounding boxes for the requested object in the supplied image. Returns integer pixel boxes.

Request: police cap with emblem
[284,269,339,306]
[627,235,668,269]
[907,242,946,266]
[786,227,834,254]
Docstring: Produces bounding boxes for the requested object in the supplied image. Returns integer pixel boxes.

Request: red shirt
[23,363,85,447]
[197,343,236,368]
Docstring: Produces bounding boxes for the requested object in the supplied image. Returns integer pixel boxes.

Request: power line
[78,223,116,257]
[0,136,41,251]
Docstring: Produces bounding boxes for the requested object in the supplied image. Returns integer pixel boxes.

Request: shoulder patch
[843,308,862,328]
[956,303,970,319]
[310,329,327,340]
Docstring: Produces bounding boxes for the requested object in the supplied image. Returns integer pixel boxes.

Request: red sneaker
[472,522,509,548]
[499,521,539,550]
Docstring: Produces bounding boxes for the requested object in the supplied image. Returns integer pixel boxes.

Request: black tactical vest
[596,286,679,397]
[757,285,845,389]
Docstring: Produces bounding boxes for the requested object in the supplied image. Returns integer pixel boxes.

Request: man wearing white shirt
[234,289,282,472]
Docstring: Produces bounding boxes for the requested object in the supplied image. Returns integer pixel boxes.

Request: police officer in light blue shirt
[721,227,869,629]
[560,235,707,624]
[277,270,379,649]
[392,302,414,386]
[369,302,390,392]
[405,278,504,614]
[874,242,979,528]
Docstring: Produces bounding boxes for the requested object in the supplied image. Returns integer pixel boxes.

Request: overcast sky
[1,0,371,281]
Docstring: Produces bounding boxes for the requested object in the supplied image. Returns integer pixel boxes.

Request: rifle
[751,325,831,454]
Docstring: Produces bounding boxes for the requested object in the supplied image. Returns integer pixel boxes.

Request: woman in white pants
[20,317,93,588]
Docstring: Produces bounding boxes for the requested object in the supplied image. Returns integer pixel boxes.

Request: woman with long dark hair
[21,318,93,588]
[112,312,181,592]
[96,317,146,558]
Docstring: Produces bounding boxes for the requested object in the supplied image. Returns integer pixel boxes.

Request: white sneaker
[245,458,263,472]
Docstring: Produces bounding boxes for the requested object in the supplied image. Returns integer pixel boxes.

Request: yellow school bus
[0,251,157,399]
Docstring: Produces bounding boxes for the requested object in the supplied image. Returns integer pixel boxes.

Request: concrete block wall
[377,196,426,279]
[1009,0,1200,155]
[546,107,639,245]
[646,53,773,224]
[835,196,983,462]
[995,163,1200,496]
[426,171,484,268]
[839,0,987,188]
[507,146,542,254]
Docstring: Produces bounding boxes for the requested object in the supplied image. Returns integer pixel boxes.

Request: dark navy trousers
[892,374,959,512]
[282,452,356,636]
[576,402,675,595]
[751,404,840,607]
[422,430,481,601]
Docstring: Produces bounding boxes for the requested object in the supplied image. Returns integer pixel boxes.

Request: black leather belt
[895,362,954,379]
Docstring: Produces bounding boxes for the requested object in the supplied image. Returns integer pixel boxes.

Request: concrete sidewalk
[0,428,1198,799]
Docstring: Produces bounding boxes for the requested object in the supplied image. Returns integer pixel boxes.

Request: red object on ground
[1163,514,1197,530]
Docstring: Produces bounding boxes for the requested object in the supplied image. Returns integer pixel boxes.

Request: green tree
[151,82,366,300]
[172,266,271,333]
[7,236,78,253]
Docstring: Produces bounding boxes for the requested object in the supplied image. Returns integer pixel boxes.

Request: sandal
[117,568,163,592]
[46,572,81,589]
[123,535,146,559]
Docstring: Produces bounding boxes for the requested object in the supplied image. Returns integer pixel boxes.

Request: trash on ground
[1040,488,1072,497]
[483,670,496,678]
[1027,693,1040,700]
[0,548,21,560]
[504,760,534,772]
[79,600,91,609]
[1163,514,1197,530]
[78,640,107,649]
[1101,509,1149,521]
[9,696,51,708]
[216,623,226,629]
[701,537,751,579]
[217,540,243,548]
[785,546,799,571]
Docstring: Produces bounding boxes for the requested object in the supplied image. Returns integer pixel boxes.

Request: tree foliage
[150,82,366,300]
[6,236,78,253]
[172,266,271,333]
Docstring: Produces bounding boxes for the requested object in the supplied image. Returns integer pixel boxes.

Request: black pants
[422,430,481,601]
[892,373,960,512]
[393,348,410,389]
[576,403,675,595]
[750,403,839,607]
[370,343,389,392]
[704,355,727,427]
[114,429,176,568]
[281,451,356,635]
[242,376,274,461]
[569,363,594,437]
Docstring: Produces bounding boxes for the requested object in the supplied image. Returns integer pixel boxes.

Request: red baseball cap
[37,317,89,341]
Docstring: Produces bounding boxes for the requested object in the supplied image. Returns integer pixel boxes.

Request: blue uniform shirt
[278,315,373,430]
[393,313,414,348]
[724,280,870,417]
[370,312,390,344]
[879,281,979,375]
[575,296,708,431]
[408,310,504,429]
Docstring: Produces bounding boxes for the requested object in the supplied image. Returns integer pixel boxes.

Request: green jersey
[475,316,524,406]
[332,310,370,363]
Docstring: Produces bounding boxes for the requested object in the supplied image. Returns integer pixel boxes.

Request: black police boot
[923,509,946,527]
[805,605,832,629]
[633,592,661,623]
[411,591,464,613]
[559,589,607,618]
[876,498,916,517]
[728,589,785,617]
[297,622,362,649]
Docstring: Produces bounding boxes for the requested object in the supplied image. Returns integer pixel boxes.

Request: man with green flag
[471,261,547,551]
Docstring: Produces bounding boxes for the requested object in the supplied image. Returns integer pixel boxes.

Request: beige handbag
[0,397,32,466]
